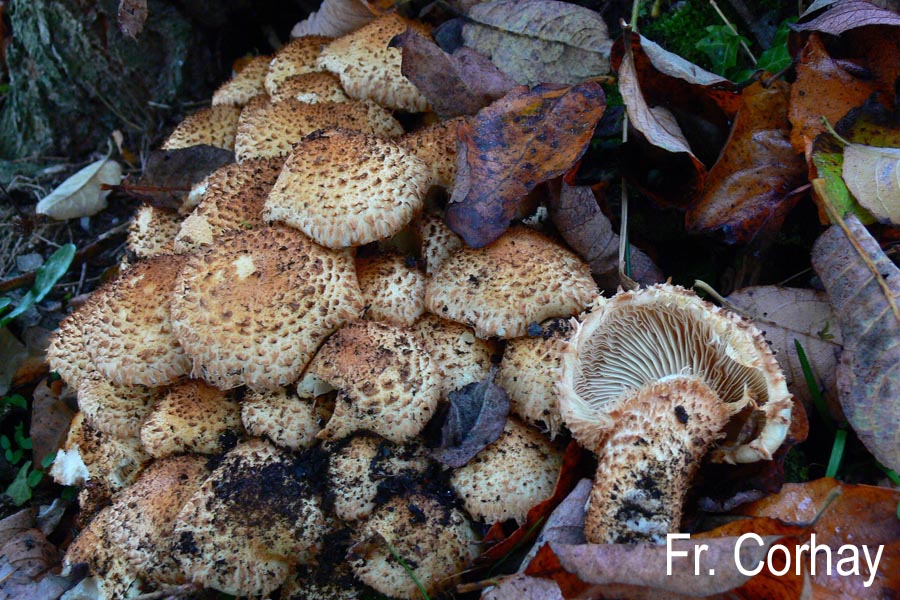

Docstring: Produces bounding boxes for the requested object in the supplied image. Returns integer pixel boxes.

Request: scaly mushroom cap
[171,225,364,391]
[559,284,793,463]
[47,303,96,390]
[418,213,463,275]
[126,204,181,260]
[81,254,191,387]
[161,105,241,151]
[328,433,429,521]
[349,494,478,600]
[357,252,425,326]
[270,72,349,104]
[309,321,441,444]
[412,313,496,397]
[425,227,599,339]
[399,117,465,190]
[317,14,430,112]
[64,514,144,599]
[263,129,430,249]
[212,55,271,107]
[102,455,210,585]
[264,35,332,96]
[140,379,242,458]
[498,318,574,438]
[77,370,162,439]
[234,98,403,161]
[50,412,149,491]
[172,438,329,596]
[175,158,284,253]
[451,417,563,525]
[241,387,322,451]
[280,563,364,600]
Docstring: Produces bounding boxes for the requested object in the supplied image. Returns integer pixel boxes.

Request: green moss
[641,0,721,69]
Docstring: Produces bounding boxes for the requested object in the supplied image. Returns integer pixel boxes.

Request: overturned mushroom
[558,284,793,543]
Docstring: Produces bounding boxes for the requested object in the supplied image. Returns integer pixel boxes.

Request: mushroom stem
[585,376,737,544]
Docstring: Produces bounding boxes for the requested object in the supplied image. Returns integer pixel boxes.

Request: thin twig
[709,0,757,64]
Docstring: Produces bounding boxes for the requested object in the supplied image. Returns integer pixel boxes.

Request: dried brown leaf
[482,575,564,600]
[725,286,843,416]
[391,30,516,119]
[30,378,75,468]
[842,143,900,224]
[461,0,612,86]
[118,0,148,39]
[446,82,605,247]
[290,0,379,38]
[686,81,807,244]
[547,182,663,290]
[811,212,900,471]
[793,0,900,35]
[0,527,76,600]
[517,478,591,570]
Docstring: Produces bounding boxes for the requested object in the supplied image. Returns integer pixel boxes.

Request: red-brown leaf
[445,82,605,248]
[793,0,900,35]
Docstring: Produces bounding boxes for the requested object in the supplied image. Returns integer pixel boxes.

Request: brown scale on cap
[357,252,425,327]
[126,204,181,260]
[412,313,496,398]
[264,129,430,249]
[81,254,191,387]
[175,158,284,253]
[140,379,242,458]
[46,303,97,391]
[498,317,575,438]
[212,55,272,107]
[309,320,441,444]
[76,370,162,440]
[161,105,241,152]
[234,98,403,161]
[317,14,430,112]
[450,417,563,525]
[328,433,429,522]
[418,213,463,275]
[559,284,794,543]
[264,35,333,96]
[241,387,323,451]
[399,117,466,191]
[349,494,478,599]
[171,225,364,391]
[171,438,329,596]
[425,226,599,339]
[270,72,349,104]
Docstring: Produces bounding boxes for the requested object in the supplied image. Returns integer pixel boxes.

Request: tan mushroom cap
[357,252,425,326]
[50,412,150,491]
[64,515,144,599]
[328,433,429,521]
[558,284,793,543]
[264,129,430,249]
[241,387,322,451]
[418,213,463,275]
[81,254,191,387]
[264,35,332,96]
[175,157,284,253]
[140,379,242,458]
[182,155,283,214]
[280,563,363,600]
[425,227,599,339]
[309,321,441,444]
[412,313,496,397]
[102,455,209,585]
[77,370,162,439]
[47,303,96,391]
[126,204,181,260]
[399,117,465,190]
[451,417,563,525]
[498,318,574,438]
[172,438,329,597]
[171,225,364,391]
[349,494,478,599]
[161,105,241,151]
[234,98,403,161]
[270,72,349,104]
[317,14,430,112]
[212,55,272,107]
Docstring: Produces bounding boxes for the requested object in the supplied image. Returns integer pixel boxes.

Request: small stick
[709,0,757,65]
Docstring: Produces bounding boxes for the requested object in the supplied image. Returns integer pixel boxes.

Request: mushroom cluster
[46,13,794,600]
[46,15,595,600]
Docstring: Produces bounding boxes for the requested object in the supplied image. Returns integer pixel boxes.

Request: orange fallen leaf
[686,80,807,244]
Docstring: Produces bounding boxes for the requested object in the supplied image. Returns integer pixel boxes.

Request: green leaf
[6,461,34,506]
[0,298,11,314]
[40,452,56,469]
[695,25,747,78]
[61,486,77,501]
[794,339,833,431]
[811,142,876,223]
[826,428,847,478]
[0,243,76,327]
[26,468,43,488]
[3,394,27,409]
[1,436,11,451]
[756,18,796,75]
